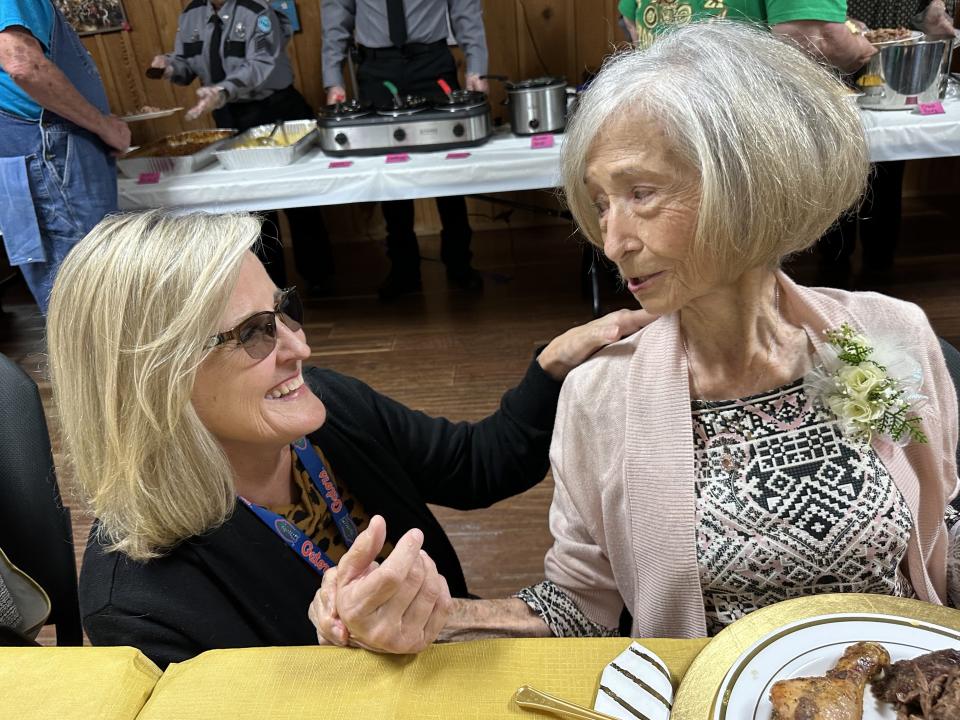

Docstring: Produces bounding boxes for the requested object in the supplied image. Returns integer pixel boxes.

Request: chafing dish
[117,129,236,178]
[214,120,318,170]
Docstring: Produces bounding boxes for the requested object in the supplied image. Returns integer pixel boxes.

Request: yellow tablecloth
[138,638,709,720]
[0,646,161,720]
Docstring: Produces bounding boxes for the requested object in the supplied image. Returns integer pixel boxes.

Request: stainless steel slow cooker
[503,76,569,135]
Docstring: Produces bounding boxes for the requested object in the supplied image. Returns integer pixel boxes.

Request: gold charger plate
[671,593,960,719]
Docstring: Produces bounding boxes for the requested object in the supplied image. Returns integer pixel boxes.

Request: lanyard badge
[240,438,360,577]
[292,437,359,546]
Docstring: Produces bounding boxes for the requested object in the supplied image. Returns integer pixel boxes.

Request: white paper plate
[712,612,960,720]
[868,30,925,47]
[121,107,183,122]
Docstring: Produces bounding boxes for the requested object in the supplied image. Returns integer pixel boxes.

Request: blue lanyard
[240,437,359,577]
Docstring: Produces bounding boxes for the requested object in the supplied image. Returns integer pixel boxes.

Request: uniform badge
[234,22,246,39]
[257,14,272,33]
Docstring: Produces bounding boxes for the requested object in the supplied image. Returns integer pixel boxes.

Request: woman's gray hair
[562,21,870,275]
[47,210,260,561]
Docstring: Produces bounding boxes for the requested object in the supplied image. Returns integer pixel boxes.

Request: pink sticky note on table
[446,152,471,159]
[386,153,410,163]
[328,160,353,168]
[137,172,160,185]
[530,134,555,149]
[917,101,945,115]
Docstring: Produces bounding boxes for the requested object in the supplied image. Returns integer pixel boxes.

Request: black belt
[358,39,447,60]
[40,110,76,127]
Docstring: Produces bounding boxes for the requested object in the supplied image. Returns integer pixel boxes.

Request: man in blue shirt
[0,0,128,312]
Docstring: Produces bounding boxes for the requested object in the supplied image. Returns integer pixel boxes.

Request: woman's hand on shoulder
[307,515,453,654]
[537,308,657,381]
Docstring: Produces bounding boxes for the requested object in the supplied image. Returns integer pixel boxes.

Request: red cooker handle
[437,78,453,96]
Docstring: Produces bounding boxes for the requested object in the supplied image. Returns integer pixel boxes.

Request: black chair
[0,353,82,645]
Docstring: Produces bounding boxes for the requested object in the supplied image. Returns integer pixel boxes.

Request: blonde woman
[46,211,648,668]
[310,22,960,651]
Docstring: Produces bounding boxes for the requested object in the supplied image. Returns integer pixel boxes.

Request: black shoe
[446,265,484,292]
[304,276,335,298]
[857,266,897,290]
[816,260,852,290]
[306,283,333,298]
[377,270,422,301]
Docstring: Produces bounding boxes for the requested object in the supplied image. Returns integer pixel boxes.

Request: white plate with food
[865,28,925,47]
[120,106,183,122]
[712,612,960,719]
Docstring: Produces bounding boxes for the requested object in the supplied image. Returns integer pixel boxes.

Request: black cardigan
[80,361,560,668]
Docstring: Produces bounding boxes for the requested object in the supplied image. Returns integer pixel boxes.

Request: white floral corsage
[804,323,928,446]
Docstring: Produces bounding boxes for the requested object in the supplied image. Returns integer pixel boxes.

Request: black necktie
[387,0,407,48]
[209,14,226,84]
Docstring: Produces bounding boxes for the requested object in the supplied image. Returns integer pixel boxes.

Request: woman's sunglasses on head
[208,287,304,360]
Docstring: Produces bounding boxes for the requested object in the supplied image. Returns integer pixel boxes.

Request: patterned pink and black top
[519,377,960,638]
[692,378,915,635]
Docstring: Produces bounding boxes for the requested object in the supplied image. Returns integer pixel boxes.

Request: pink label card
[328,160,353,168]
[446,152,471,160]
[530,134,555,149]
[137,172,161,185]
[917,101,945,116]
[386,153,410,164]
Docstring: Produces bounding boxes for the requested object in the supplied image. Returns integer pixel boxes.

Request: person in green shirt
[619,0,876,71]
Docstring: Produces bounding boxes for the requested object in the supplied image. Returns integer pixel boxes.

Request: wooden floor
[1,195,959,645]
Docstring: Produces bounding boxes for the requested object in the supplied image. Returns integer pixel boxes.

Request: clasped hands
[308,515,453,654]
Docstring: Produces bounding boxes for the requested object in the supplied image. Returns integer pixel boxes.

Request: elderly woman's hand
[537,308,656,381]
[308,515,453,654]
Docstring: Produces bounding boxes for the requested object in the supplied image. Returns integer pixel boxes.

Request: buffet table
[118,99,960,213]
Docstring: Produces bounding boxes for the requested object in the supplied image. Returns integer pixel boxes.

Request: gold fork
[513,685,619,720]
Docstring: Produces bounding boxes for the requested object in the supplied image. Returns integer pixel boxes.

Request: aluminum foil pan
[215,120,318,170]
[117,130,236,178]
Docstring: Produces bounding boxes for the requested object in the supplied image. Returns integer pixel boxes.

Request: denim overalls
[0,4,117,313]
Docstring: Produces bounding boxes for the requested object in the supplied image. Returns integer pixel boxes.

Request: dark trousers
[819,160,906,283]
[214,87,334,289]
[357,44,473,276]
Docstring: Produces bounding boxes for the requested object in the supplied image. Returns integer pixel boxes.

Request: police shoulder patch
[257,14,272,33]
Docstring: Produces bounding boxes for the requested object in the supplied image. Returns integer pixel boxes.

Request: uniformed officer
[321,0,488,301]
[151,0,333,294]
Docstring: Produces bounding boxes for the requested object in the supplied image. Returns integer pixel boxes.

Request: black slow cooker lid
[432,89,488,111]
[318,99,373,119]
[505,76,566,91]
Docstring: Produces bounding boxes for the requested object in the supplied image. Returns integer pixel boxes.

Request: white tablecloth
[119,99,960,212]
[861,93,960,162]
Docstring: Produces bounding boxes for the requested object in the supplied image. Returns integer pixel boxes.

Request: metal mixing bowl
[858,39,955,110]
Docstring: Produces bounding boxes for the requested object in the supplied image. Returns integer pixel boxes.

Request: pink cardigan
[544,272,960,638]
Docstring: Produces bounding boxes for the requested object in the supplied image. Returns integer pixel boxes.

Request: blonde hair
[47,210,261,561]
[562,21,870,277]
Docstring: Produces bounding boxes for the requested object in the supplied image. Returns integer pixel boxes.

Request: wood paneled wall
[83,1,960,240]
[87,1,625,140]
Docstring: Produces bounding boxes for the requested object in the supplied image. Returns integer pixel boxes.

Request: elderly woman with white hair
[310,21,960,650]
[45,211,648,668]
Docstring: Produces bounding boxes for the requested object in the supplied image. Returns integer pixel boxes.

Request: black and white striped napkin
[594,642,674,720]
